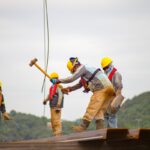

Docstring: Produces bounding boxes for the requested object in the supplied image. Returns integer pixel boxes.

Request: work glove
[83,89,90,93]
[116,89,121,96]
[61,87,70,94]
[55,108,61,113]
[43,100,47,105]
[56,109,61,113]
[2,112,11,120]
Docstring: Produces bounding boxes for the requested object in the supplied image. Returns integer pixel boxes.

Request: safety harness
[80,68,101,92]
[108,68,117,81]
[49,85,58,100]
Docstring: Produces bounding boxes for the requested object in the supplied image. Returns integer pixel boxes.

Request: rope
[42,0,50,117]
[42,0,50,92]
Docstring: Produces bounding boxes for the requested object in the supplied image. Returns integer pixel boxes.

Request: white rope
[42,0,50,117]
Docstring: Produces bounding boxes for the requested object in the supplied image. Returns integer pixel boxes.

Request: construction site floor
[0,128,150,150]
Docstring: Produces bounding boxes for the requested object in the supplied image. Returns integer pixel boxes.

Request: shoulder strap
[88,68,101,82]
[49,85,58,100]
[108,68,117,80]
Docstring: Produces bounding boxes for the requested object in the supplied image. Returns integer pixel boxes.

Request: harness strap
[80,68,101,92]
[49,85,57,100]
[108,68,117,80]
[88,68,101,82]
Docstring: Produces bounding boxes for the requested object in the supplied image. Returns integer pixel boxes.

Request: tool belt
[80,68,101,93]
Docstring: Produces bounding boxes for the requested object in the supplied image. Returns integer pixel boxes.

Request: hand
[83,88,90,93]
[56,104,61,108]
[2,112,11,120]
[56,110,60,113]
[116,89,121,96]
[61,87,70,94]
[55,108,61,113]
[43,100,47,105]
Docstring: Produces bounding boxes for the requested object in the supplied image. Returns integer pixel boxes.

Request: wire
[42,0,50,117]
[42,0,50,92]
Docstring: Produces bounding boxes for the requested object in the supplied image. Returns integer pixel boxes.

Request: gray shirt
[105,66,123,92]
[60,65,112,92]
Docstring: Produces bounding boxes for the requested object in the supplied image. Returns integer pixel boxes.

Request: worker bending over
[43,72,64,136]
[101,57,124,128]
[53,57,115,132]
[0,81,11,120]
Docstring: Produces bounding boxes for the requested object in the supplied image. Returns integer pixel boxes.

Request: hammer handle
[34,63,51,79]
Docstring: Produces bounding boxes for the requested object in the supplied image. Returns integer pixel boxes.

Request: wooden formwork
[0,128,150,150]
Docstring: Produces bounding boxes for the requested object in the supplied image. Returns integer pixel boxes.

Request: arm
[0,91,2,106]
[57,88,63,107]
[113,72,123,95]
[60,65,85,83]
[43,94,49,105]
[62,82,83,94]
[68,82,83,92]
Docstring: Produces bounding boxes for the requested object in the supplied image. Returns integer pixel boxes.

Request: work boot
[73,119,90,132]
[2,112,11,120]
[95,119,105,130]
[54,132,62,136]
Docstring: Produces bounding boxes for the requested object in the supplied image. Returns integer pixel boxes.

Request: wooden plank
[1,128,150,150]
[60,135,104,142]
[18,129,107,143]
[129,128,150,142]
[106,128,129,141]
[0,140,150,150]
[139,129,150,141]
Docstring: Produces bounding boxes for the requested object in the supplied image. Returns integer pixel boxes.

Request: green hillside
[0,110,75,142]
[118,91,150,128]
[0,91,149,142]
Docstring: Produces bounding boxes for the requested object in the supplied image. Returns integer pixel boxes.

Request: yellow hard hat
[0,81,2,88]
[67,60,74,72]
[101,57,113,69]
[49,72,59,79]
[67,58,78,72]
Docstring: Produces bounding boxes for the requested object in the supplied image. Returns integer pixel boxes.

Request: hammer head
[29,58,38,67]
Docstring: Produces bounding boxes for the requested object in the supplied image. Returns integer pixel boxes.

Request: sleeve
[113,72,123,93]
[59,65,85,83]
[45,94,50,101]
[69,82,83,92]
[57,87,63,107]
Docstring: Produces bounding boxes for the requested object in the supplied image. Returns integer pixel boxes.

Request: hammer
[29,58,51,79]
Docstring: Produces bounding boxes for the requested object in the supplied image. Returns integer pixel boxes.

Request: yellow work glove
[2,112,11,120]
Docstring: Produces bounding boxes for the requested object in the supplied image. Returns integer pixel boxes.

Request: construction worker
[101,57,124,128]
[0,81,11,120]
[53,57,115,132]
[43,72,64,136]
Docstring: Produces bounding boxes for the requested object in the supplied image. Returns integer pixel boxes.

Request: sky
[0,0,150,120]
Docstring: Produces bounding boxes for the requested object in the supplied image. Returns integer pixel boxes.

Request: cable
[42,0,50,117]
[42,0,50,93]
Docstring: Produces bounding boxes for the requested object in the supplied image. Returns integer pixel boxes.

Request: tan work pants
[83,86,115,121]
[51,108,62,136]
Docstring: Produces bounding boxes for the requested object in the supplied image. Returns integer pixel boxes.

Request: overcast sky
[0,0,150,120]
